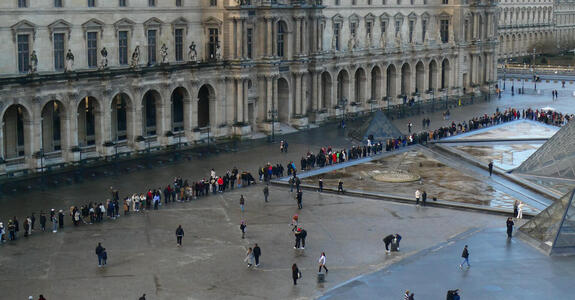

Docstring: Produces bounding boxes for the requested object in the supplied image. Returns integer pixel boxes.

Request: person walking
[289,176,295,193]
[517,201,524,219]
[404,290,415,300]
[240,220,246,239]
[51,211,58,233]
[176,225,184,247]
[513,200,519,218]
[318,178,323,192]
[459,245,470,269]
[337,179,344,194]
[296,189,303,209]
[318,252,328,273]
[488,161,494,176]
[244,247,255,268]
[263,185,269,203]
[95,243,105,267]
[506,217,514,238]
[253,243,261,267]
[292,264,301,285]
[415,189,421,205]
[240,195,245,213]
[39,212,46,232]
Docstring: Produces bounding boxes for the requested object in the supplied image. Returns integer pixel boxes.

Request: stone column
[295,73,302,115]
[301,19,307,55]
[243,79,249,122]
[236,79,244,123]
[266,76,273,117]
[312,72,319,111]
[294,18,301,55]
[301,73,308,115]
[273,76,279,115]
[271,20,276,57]
[236,19,242,59]
[267,18,273,57]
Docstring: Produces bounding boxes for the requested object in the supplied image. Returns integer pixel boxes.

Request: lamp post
[503,59,507,90]
[532,48,537,90]
[340,97,348,123]
[268,108,278,142]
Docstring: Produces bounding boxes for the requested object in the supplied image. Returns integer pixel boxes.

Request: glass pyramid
[347,110,402,143]
[515,121,575,179]
[519,190,575,255]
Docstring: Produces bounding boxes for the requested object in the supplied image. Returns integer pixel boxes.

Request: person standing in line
[292,264,301,285]
[244,247,254,268]
[39,212,46,232]
[138,294,146,300]
[459,245,470,269]
[408,121,412,133]
[318,252,328,273]
[488,161,494,176]
[337,179,344,194]
[517,201,524,219]
[240,195,245,213]
[404,290,415,300]
[95,243,105,267]
[58,210,64,229]
[240,220,247,239]
[513,200,519,218]
[506,217,514,238]
[318,178,323,192]
[51,212,58,233]
[289,176,295,193]
[253,243,261,267]
[296,189,303,209]
[415,189,421,205]
[30,213,36,231]
[263,185,269,203]
[176,225,184,247]
[38,295,47,300]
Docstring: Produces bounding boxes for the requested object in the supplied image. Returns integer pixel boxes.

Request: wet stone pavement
[2,80,575,299]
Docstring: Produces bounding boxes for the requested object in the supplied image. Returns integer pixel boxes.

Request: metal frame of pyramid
[518,189,575,255]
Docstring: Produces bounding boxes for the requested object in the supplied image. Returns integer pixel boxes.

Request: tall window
[147,30,157,65]
[464,19,469,41]
[208,28,218,60]
[18,0,27,8]
[174,28,184,61]
[210,0,217,6]
[17,34,30,73]
[350,22,357,37]
[352,0,356,4]
[334,23,340,50]
[88,0,95,7]
[381,21,387,35]
[440,20,449,43]
[409,20,414,43]
[366,22,372,37]
[87,32,98,68]
[442,0,448,4]
[277,22,286,57]
[54,0,63,7]
[395,21,401,35]
[246,28,253,59]
[176,0,182,6]
[422,19,427,42]
[119,0,126,6]
[335,0,340,4]
[118,31,128,65]
[148,0,155,6]
[54,33,65,71]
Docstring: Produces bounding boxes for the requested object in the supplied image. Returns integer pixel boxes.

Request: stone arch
[111,92,133,142]
[41,100,67,152]
[354,67,366,103]
[141,89,163,136]
[171,86,189,132]
[320,71,332,110]
[336,69,350,103]
[2,104,32,159]
[401,62,411,96]
[197,84,215,128]
[415,61,425,94]
[428,59,438,91]
[276,77,290,123]
[77,96,101,147]
[441,58,451,89]
[386,64,397,98]
[370,65,382,100]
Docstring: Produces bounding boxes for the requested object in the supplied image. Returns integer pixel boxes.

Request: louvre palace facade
[0,0,497,174]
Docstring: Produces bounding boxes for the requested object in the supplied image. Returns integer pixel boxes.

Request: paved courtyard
[2,79,575,299]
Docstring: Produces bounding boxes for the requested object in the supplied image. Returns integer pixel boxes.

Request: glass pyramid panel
[516,121,575,179]
[519,191,574,250]
[552,193,575,252]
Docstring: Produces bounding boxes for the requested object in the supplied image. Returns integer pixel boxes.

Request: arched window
[277,21,287,58]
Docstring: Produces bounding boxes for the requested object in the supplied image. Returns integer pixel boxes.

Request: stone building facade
[0,0,496,174]
[554,0,575,48]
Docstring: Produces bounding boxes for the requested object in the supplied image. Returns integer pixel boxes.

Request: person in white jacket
[517,201,524,219]
[318,252,328,273]
[415,189,421,205]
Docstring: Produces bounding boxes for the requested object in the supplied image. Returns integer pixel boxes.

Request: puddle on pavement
[303,150,537,213]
